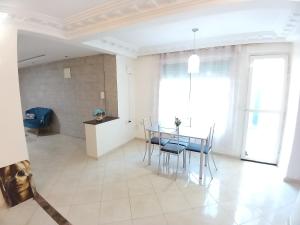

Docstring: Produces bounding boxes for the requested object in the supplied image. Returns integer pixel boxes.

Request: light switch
[126,65,133,75]
[64,68,71,79]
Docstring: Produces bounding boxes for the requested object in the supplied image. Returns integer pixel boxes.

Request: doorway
[241,55,289,165]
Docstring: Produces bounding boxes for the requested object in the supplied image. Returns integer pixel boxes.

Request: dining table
[146,124,212,180]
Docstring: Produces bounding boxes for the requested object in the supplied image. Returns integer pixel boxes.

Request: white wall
[111,55,137,144]
[286,98,300,181]
[285,42,300,181]
[281,42,300,179]
[135,55,160,139]
[0,24,29,206]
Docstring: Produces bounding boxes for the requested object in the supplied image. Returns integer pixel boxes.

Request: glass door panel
[242,55,288,164]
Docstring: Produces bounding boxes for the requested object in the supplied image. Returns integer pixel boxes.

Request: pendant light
[188,28,200,74]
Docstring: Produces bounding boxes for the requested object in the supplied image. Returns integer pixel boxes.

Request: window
[159,59,233,136]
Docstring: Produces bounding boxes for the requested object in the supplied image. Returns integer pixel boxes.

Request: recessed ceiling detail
[138,31,285,56]
[281,6,300,40]
[0,5,64,38]
[5,0,300,62]
[1,0,241,37]
[84,38,138,58]
[64,0,213,37]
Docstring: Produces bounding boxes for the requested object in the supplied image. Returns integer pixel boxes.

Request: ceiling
[0,0,108,18]
[2,0,299,66]
[18,31,100,68]
[88,6,292,55]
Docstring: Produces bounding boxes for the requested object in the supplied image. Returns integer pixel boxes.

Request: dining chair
[186,123,217,179]
[168,118,191,147]
[142,117,169,161]
[157,126,186,179]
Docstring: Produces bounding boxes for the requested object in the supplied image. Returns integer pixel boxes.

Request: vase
[96,115,103,121]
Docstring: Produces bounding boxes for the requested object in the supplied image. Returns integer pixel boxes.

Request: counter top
[83,116,119,125]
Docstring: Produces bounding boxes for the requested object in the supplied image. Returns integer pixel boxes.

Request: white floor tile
[99,199,132,224]
[0,134,298,225]
[130,194,163,218]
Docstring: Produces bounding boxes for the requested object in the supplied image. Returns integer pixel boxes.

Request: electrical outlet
[100,91,105,99]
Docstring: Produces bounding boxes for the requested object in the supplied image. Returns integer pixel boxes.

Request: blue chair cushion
[169,138,189,147]
[149,137,169,146]
[186,143,210,154]
[23,119,42,129]
[161,143,185,154]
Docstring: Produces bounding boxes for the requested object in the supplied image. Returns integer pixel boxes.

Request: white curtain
[158,46,239,152]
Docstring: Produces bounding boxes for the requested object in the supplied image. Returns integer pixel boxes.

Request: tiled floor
[0,134,299,225]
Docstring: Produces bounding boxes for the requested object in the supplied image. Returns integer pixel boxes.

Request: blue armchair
[23,107,53,130]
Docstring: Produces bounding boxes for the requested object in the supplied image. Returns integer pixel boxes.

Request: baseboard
[284,177,300,185]
[240,158,277,166]
[213,151,240,159]
[134,137,144,141]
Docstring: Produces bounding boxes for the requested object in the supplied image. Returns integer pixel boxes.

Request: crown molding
[281,5,300,41]
[83,37,138,58]
[1,1,299,58]
[137,32,287,56]
[1,0,239,39]
[2,0,299,40]
[0,4,65,38]
[63,0,240,38]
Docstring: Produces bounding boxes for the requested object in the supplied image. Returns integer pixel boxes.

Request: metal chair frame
[142,117,153,161]
[188,123,217,179]
[157,127,185,179]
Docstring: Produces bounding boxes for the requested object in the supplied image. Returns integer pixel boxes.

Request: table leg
[199,139,205,180]
[148,130,151,165]
[183,150,186,169]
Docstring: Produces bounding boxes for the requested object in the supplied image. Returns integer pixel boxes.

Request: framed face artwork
[0,160,36,207]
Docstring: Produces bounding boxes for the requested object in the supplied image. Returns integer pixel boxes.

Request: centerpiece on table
[174,117,181,131]
[93,108,105,121]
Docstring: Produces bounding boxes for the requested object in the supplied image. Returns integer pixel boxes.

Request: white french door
[241,55,288,165]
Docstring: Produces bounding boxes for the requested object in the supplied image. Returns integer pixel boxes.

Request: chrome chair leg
[158,150,162,175]
[183,150,186,169]
[182,152,185,170]
[207,155,213,180]
[167,153,170,174]
[142,142,148,161]
[150,144,155,158]
[211,153,218,171]
[188,151,191,164]
[205,155,208,167]
[175,154,179,179]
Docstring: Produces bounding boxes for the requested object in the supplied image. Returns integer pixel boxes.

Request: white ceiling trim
[2,0,300,59]
[64,0,239,37]
[137,31,287,56]
[83,38,138,58]
[0,4,65,38]
[0,0,242,38]
[281,6,300,39]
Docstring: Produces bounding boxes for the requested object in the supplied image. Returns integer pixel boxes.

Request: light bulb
[188,54,200,74]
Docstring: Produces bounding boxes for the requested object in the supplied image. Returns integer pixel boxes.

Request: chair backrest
[158,125,181,153]
[26,107,53,126]
[207,123,215,152]
[142,117,153,141]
